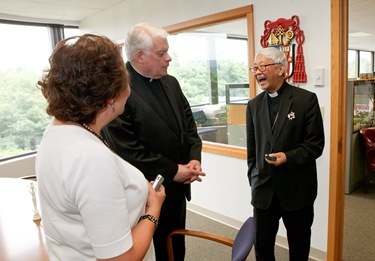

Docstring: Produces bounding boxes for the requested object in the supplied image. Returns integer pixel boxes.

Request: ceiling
[0,0,126,24]
[0,0,374,51]
[349,0,375,51]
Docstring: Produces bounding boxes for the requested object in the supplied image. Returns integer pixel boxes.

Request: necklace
[81,123,110,148]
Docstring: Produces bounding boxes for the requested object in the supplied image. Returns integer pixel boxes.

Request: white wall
[1,0,331,259]
[80,1,331,258]
[190,153,252,221]
[79,0,251,40]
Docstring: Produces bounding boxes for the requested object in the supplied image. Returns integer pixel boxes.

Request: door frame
[328,0,348,260]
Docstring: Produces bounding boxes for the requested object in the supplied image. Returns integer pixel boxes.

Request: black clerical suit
[102,62,202,261]
[246,82,325,261]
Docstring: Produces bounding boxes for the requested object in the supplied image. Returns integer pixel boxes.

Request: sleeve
[66,147,133,258]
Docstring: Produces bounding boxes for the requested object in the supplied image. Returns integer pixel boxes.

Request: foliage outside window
[348,50,357,79]
[352,80,375,131]
[168,32,249,147]
[348,49,375,79]
[359,50,373,75]
[0,22,79,159]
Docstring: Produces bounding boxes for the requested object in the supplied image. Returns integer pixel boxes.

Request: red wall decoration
[260,15,307,83]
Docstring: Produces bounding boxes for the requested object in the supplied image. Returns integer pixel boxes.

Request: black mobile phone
[152,174,164,190]
[265,155,277,161]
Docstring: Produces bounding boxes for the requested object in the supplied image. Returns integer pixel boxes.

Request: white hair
[256,47,288,73]
[125,23,169,61]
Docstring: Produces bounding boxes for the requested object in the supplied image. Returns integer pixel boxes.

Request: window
[359,51,373,75]
[167,19,250,148]
[163,5,254,157]
[348,49,374,79]
[348,50,357,79]
[0,22,79,159]
[166,5,255,150]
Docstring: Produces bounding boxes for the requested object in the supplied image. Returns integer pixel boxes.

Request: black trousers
[253,195,314,261]
[154,192,186,261]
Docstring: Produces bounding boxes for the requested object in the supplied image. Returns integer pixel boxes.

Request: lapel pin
[287,111,295,120]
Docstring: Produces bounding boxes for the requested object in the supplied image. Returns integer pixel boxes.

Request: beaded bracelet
[139,214,158,230]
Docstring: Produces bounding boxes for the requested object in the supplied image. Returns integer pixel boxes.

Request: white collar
[268,91,278,98]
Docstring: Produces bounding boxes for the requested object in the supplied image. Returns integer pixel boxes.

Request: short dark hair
[38,34,128,124]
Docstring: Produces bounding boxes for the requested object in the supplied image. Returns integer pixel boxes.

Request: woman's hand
[145,182,165,216]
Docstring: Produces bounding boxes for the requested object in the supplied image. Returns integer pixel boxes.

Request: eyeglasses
[249,63,279,73]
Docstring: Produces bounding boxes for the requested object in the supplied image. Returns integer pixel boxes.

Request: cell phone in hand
[152,174,164,190]
[265,155,277,161]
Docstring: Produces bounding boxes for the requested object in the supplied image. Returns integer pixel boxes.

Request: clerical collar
[267,83,285,98]
[129,62,154,82]
[268,91,278,98]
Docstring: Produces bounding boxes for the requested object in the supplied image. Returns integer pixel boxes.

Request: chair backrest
[360,127,375,163]
[360,127,375,147]
[231,216,256,261]
[166,216,255,261]
[192,110,207,125]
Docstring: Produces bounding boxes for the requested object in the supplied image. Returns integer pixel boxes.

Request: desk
[0,178,49,261]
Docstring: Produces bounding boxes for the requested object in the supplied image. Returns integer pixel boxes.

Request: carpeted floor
[343,184,375,261]
[182,183,375,261]
[184,210,255,261]
[184,212,295,261]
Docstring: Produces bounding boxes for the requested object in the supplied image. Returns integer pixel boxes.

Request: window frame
[164,5,255,159]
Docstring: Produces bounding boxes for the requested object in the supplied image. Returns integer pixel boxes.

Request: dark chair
[192,110,218,127]
[167,216,256,261]
[359,127,375,193]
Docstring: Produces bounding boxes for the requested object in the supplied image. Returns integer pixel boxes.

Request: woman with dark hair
[36,34,165,261]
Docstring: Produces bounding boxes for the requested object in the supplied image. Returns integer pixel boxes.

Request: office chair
[359,127,375,193]
[167,216,256,261]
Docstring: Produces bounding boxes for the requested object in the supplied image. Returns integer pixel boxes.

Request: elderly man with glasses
[246,47,325,261]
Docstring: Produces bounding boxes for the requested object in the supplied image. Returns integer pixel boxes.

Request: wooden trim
[164,5,253,34]
[246,11,256,98]
[327,0,348,260]
[227,104,246,125]
[202,142,247,159]
[164,5,254,159]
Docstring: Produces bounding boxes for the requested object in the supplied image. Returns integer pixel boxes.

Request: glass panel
[64,27,80,38]
[359,50,373,78]
[348,50,357,79]
[0,24,52,159]
[168,19,249,147]
[0,23,78,159]
[351,80,375,131]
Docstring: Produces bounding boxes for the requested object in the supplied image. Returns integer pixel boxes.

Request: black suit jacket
[102,62,202,200]
[246,82,324,211]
